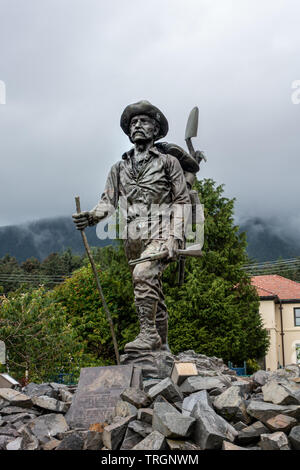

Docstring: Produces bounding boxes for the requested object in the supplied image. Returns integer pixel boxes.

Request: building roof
[251,275,300,301]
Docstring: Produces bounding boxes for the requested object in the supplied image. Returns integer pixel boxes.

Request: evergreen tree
[164,178,269,363]
[0,254,24,293]
[21,257,41,274]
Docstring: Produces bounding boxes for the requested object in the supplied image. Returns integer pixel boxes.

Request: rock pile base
[1,352,300,450]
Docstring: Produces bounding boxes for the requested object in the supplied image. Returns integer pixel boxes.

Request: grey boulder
[166,439,200,450]
[262,381,300,406]
[247,400,300,424]
[102,415,134,450]
[147,377,183,403]
[82,430,104,450]
[236,421,269,445]
[128,420,152,438]
[213,386,251,424]
[142,379,161,393]
[182,390,213,417]
[265,414,297,433]
[0,388,32,408]
[6,437,24,450]
[180,376,229,395]
[114,400,138,419]
[289,425,300,450]
[32,395,70,413]
[26,413,69,444]
[132,430,167,450]
[3,412,36,426]
[222,441,247,450]
[19,426,40,450]
[22,383,55,398]
[56,431,84,450]
[0,435,14,450]
[1,406,39,415]
[119,420,152,450]
[120,388,151,409]
[260,432,290,450]
[152,400,195,439]
[251,370,269,387]
[191,398,238,449]
[137,408,153,424]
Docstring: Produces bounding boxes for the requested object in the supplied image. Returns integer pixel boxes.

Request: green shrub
[0,287,92,382]
[54,244,137,361]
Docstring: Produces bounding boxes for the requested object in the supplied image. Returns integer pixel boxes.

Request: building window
[294,308,300,327]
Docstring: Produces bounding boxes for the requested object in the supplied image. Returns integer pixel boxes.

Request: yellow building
[251,275,300,371]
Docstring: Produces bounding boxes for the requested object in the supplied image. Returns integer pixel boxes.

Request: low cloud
[0,0,299,244]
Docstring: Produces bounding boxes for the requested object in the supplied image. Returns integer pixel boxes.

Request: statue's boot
[124,301,162,352]
[156,317,171,352]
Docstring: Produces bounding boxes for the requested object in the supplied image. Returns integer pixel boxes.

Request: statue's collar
[122,146,161,160]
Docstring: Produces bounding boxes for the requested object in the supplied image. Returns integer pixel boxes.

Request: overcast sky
[0,0,299,237]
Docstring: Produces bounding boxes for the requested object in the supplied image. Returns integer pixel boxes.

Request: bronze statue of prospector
[73,100,204,354]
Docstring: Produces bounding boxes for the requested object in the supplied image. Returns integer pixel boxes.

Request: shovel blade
[185,106,199,140]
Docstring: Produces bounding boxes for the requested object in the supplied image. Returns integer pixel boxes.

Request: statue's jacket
[91,146,191,242]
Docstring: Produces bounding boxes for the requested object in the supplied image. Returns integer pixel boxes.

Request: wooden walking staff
[75,196,120,365]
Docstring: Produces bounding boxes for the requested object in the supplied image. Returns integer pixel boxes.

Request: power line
[0,274,70,284]
[243,257,300,277]
[0,256,300,285]
[0,275,68,280]
[0,273,69,279]
[243,258,300,270]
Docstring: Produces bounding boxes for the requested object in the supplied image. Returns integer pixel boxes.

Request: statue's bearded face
[129,114,159,143]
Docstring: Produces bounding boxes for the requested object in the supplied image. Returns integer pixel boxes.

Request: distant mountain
[0,215,299,263]
[239,217,300,262]
[0,217,113,263]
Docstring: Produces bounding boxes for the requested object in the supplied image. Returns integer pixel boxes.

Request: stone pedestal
[120,350,174,380]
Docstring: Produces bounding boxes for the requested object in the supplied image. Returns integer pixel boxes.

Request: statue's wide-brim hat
[120,100,169,140]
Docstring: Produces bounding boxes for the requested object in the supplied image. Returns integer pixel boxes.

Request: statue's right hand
[72,211,92,230]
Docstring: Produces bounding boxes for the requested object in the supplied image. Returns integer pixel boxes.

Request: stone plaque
[66,365,134,429]
[0,341,5,364]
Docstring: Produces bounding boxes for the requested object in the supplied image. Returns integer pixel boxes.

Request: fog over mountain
[0,217,112,263]
[240,217,300,262]
[0,215,299,263]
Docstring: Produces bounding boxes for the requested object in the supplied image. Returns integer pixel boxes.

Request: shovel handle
[186,138,195,157]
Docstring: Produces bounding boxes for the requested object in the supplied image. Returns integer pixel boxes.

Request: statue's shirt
[92,146,190,241]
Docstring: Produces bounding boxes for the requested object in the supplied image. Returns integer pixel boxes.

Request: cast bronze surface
[120,100,168,141]
[156,142,199,173]
[73,101,194,368]
[128,244,203,266]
